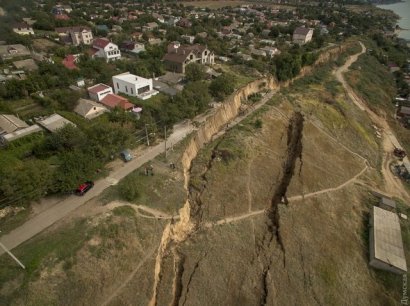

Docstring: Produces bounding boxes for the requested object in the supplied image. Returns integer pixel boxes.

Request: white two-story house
[12,22,34,35]
[56,26,93,46]
[91,38,121,62]
[112,72,158,100]
[292,27,314,45]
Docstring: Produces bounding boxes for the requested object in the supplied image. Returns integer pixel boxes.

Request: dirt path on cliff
[334,41,410,202]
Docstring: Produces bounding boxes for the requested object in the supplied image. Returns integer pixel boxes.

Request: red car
[75,181,94,196]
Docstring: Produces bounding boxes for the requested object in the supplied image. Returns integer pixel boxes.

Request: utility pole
[0,232,25,269]
[164,125,167,159]
[145,124,150,146]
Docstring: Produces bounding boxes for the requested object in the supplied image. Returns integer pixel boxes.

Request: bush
[119,179,140,202]
[254,119,263,129]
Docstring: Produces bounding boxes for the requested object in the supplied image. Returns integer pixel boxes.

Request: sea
[377,0,410,41]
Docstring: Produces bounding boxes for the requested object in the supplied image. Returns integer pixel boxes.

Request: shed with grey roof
[369,206,407,274]
[36,114,76,133]
[0,114,28,135]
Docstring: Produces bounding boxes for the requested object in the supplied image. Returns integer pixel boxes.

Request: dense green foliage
[185,63,207,82]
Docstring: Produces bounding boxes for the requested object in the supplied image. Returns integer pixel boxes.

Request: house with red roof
[91,38,121,62]
[87,83,113,102]
[100,94,134,111]
[62,54,79,70]
[55,14,70,21]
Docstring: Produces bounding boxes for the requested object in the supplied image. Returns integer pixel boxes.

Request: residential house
[261,29,271,37]
[251,49,267,57]
[55,14,70,21]
[91,38,121,62]
[87,83,113,102]
[112,25,123,32]
[12,22,34,35]
[0,114,42,143]
[22,18,36,26]
[260,46,280,58]
[176,18,192,28]
[120,41,145,54]
[166,16,180,26]
[197,32,208,39]
[112,72,159,100]
[74,98,108,119]
[62,54,79,70]
[152,13,165,23]
[293,27,314,45]
[163,42,214,74]
[36,114,76,133]
[55,26,93,46]
[146,34,162,45]
[181,35,195,44]
[0,114,29,136]
[100,94,134,111]
[131,32,143,41]
[52,4,72,15]
[260,39,276,46]
[143,22,158,32]
[13,59,38,71]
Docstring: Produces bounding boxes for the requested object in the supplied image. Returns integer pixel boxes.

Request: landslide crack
[182,252,207,306]
[171,249,185,306]
[266,112,304,257]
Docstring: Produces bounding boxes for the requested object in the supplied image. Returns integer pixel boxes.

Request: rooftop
[36,114,76,133]
[113,72,151,84]
[294,26,312,36]
[372,206,407,273]
[93,38,111,49]
[0,114,28,134]
[88,83,112,94]
[100,94,134,110]
[74,98,107,119]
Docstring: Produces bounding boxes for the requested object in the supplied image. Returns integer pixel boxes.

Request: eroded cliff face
[149,43,355,306]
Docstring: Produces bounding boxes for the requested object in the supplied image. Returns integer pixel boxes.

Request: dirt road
[0,121,193,255]
[334,41,410,201]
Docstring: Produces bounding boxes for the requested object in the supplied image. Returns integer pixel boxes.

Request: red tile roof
[93,38,110,49]
[100,94,133,110]
[55,14,70,20]
[62,54,78,70]
[87,83,111,94]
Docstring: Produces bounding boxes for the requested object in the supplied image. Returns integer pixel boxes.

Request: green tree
[209,73,236,101]
[183,81,211,113]
[185,63,207,82]
[0,160,53,207]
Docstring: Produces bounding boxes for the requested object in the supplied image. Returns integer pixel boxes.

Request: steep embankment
[149,42,359,306]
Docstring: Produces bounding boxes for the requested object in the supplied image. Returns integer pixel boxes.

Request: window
[125,86,128,93]
[205,51,207,55]
[131,88,134,94]
[116,83,119,89]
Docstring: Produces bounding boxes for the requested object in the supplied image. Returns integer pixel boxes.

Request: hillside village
[1,0,393,199]
[0,0,410,305]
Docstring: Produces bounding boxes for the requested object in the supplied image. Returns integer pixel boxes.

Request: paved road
[0,121,194,255]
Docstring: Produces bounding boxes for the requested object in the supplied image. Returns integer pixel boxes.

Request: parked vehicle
[393,148,406,159]
[120,149,133,162]
[75,181,94,196]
